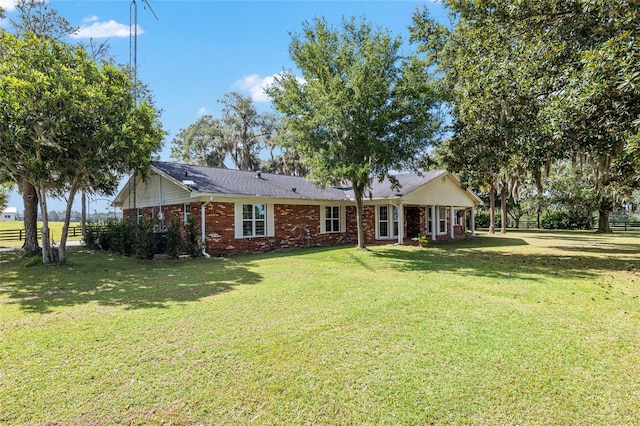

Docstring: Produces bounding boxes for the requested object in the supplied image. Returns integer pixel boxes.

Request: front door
[405,206,421,239]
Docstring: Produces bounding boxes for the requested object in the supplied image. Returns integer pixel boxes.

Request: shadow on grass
[371,235,636,282]
[0,248,262,314]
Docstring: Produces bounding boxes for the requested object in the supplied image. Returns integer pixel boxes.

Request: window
[438,207,446,233]
[137,208,143,221]
[235,203,274,239]
[184,204,191,224]
[455,209,463,226]
[242,203,266,237]
[325,206,340,233]
[378,205,398,239]
[393,205,399,237]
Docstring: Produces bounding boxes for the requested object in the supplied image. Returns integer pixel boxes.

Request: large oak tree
[267,17,442,249]
[411,0,639,233]
[171,92,277,171]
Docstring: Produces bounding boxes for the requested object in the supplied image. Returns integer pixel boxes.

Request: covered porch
[398,204,477,245]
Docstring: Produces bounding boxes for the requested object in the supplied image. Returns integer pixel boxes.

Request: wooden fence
[0,226,84,242]
[481,220,640,231]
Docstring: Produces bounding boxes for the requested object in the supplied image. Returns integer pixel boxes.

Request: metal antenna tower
[128,0,158,215]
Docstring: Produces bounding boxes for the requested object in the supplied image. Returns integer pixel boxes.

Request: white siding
[402,175,477,207]
[121,173,191,209]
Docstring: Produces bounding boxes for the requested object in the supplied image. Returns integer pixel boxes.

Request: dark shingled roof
[153,162,448,201]
[154,162,350,201]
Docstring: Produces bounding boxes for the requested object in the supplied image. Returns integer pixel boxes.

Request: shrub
[541,211,592,230]
[85,218,154,258]
[83,224,101,250]
[474,212,501,228]
[185,216,202,258]
[411,234,429,248]
[133,218,155,259]
[102,218,133,255]
[165,217,182,259]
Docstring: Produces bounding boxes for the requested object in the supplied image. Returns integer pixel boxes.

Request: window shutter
[234,203,243,239]
[320,206,327,234]
[340,205,346,233]
[267,204,275,237]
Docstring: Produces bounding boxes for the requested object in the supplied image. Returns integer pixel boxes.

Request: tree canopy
[268,16,442,248]
[171,92,278,171]
[411,0,640,233]
[0,31,164,264]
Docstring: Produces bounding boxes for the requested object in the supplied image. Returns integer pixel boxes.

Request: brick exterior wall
[123,201,468,255]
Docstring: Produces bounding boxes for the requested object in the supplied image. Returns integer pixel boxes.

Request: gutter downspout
[201,197,213,257]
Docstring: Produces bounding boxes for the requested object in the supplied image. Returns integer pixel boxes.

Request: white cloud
[233,72,304,103]
[83,15,99,24]
[233,74,271,103]
[197,107,210,117]
[70,19,143,39]
[0,0,18,12]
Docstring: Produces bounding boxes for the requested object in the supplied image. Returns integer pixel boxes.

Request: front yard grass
[1,230,639,424]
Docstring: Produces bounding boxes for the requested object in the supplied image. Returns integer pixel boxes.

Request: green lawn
[1,230,639,424]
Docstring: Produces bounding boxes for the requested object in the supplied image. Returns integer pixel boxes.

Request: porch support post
[397,203,404,245]
[471,207,476,236]
[450,206,455,239]
[431,205,436,241]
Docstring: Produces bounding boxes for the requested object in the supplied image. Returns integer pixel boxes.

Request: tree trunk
[36,185,55,264]
[489,182,496,235]
[597,197,613,233]
[352,180,367,249]
[536,178,543,229]
[21,179,40,254]
[81,191,87,236]
[500,185,508,234]
[58,180,81,265]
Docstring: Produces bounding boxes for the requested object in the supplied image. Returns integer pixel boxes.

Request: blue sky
[2,0,448,214]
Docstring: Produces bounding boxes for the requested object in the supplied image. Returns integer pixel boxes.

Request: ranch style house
[113,162,483,256]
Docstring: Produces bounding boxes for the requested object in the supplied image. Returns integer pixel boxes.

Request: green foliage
[133,219,155,259]
[82,225,100,250]
[0,182,12,211]
[541,211,593,230]
[101,219,134,255]
[184,215,202,258]
[411,234,429,248]
[0,26,164,265]
[268,16,442,248]
[22,256,41,268]
[411,1,640,232]
[171,92,277,171]
[170,115,226,167]
[84,218,157,259]
[165,217,182,259]
[475,213,501,229]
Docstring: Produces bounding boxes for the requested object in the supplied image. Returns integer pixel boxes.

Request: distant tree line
[170,92,308,177]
